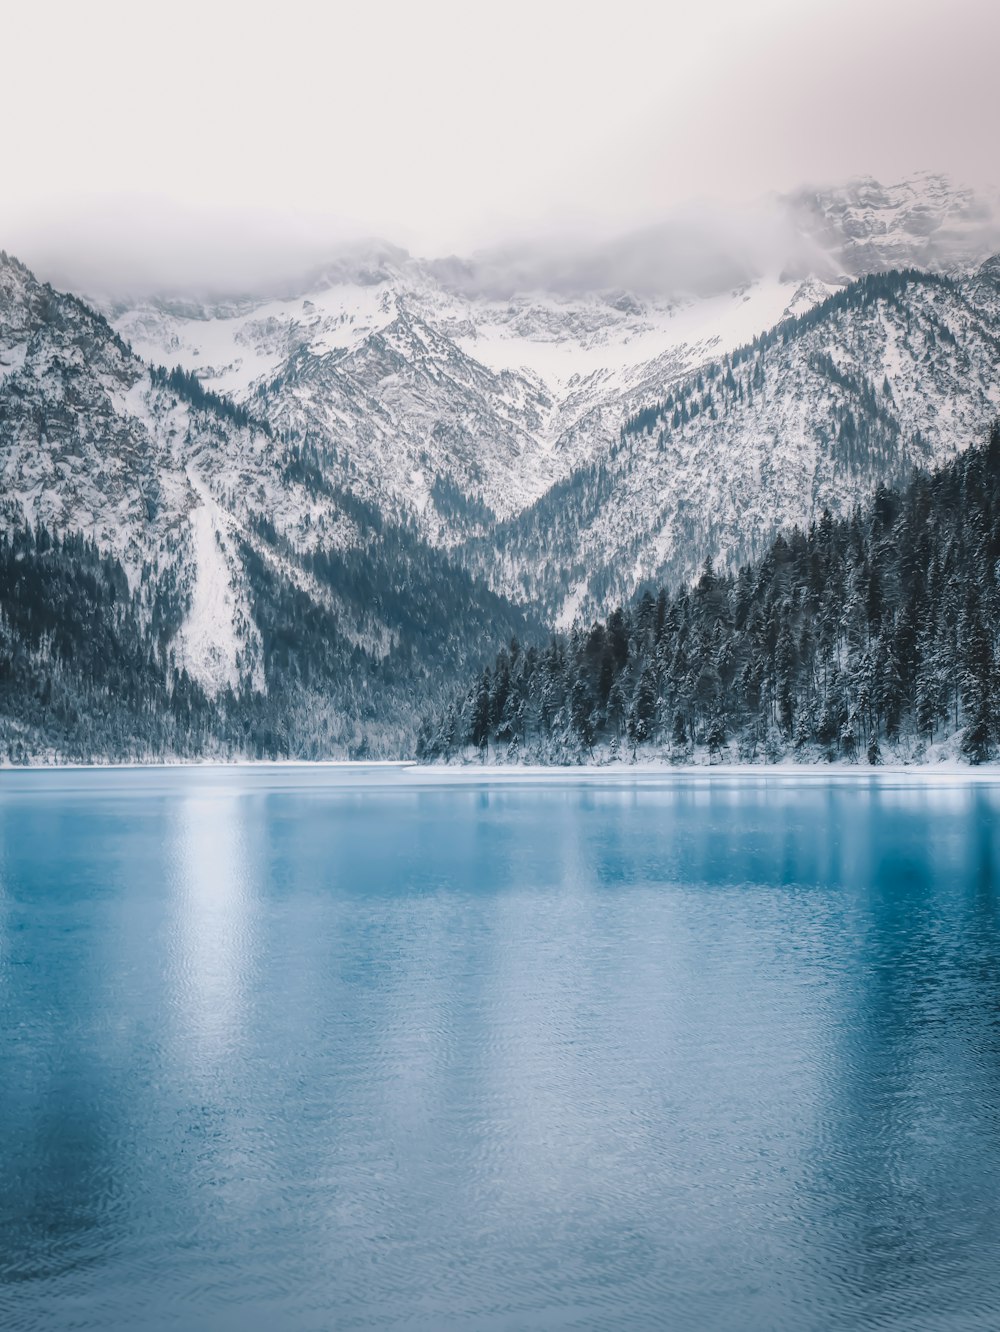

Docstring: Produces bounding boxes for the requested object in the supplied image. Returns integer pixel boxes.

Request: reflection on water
[1,769,999,1331]
[168,790,258,1066]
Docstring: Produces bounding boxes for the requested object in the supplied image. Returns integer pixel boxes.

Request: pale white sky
[3,0,998,291]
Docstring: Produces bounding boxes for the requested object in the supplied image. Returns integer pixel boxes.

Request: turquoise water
[2,767,999,1331]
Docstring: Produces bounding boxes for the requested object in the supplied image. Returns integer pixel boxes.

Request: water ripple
[1,773,999,1329]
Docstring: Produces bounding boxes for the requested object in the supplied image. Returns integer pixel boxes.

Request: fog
[2,0,998,297]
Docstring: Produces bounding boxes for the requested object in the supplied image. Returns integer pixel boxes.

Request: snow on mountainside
[0,253,312,695]
[470,267,1000,624]
[102,174,1000,553]
[1,254,184,572]
[0,251,536,730]
[110,259,818,533]
[3,172,998,699]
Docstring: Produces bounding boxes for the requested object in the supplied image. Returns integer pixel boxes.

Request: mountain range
[2,172,999,759]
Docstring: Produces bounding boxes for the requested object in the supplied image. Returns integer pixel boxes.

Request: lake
[2,766,999,1330]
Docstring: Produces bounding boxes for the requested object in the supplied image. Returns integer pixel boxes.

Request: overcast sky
[3,0,998,292]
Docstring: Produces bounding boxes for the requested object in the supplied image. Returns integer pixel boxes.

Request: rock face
[782,172,1000,277]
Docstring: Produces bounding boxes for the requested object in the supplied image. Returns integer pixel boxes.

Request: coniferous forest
[0,516,539,764]
[418,424,1000,766]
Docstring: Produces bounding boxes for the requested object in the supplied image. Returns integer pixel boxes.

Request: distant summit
[782,171,1000,278]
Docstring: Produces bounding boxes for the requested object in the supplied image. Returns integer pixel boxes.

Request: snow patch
[0,341,27,382]
[173,472,246,696]
[555,580,590,631]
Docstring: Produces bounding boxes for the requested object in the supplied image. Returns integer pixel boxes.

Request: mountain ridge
[97,174,1000,572]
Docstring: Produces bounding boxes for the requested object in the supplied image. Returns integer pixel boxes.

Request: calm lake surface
[2,766,1000,1331]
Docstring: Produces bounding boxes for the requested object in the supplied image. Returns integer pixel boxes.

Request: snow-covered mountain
[14,175,1000,547]
[1,251,338,695]
[471,266,1000,623]
[108,249,815,536]
[2,172,999,757]
[0,250,538,757]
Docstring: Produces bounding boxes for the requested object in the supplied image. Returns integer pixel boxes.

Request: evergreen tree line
[150,364,271,435]
[418,423,1000,766]
[0,525,212,762]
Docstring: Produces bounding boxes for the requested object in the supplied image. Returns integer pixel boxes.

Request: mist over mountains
[423,172,1000,301]
[38,170,998,307]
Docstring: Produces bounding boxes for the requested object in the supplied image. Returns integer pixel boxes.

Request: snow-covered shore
[3,757,1000,785]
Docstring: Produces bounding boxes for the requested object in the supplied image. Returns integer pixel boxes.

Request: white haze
[2,0,998,297]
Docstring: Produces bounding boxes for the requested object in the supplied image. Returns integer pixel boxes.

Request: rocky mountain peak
[782,171,1000,277]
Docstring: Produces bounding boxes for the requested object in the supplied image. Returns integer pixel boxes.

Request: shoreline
[3,758,1000,784]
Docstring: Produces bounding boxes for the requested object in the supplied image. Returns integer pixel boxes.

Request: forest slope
[421,424,1000,767]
